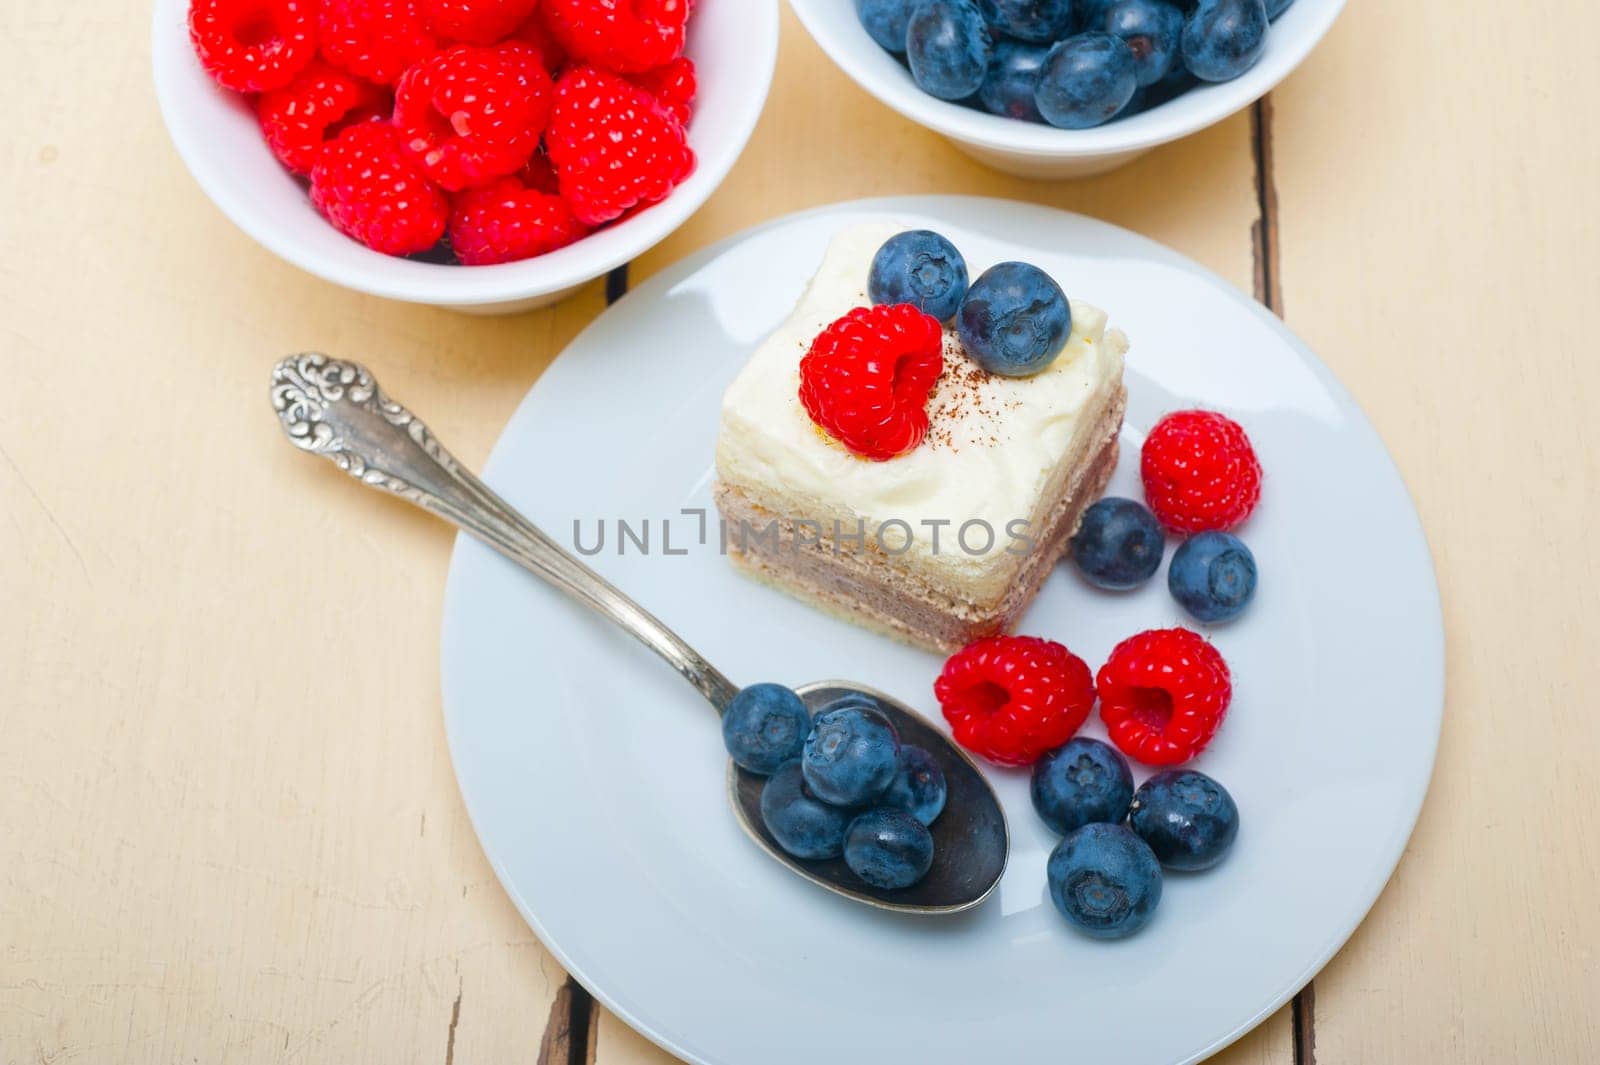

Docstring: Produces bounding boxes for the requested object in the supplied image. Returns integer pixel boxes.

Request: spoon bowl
[271,354,1009,915]
[730,680,1007,914]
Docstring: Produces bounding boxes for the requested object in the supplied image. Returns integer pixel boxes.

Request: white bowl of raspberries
[153,0,779,312]
[788,0,1344,179]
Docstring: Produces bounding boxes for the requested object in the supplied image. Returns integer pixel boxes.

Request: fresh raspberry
[422,0,540,45]
[255,61,391,174]
[188,0,317,92]
[310,122,449,255]
[935,636,1097,767]
[1140,409,1263,533]
[545,65,695,225]
[631,56,695,126]
[394,43,553,191]
[318,0,439,85]
[448,175,590,264]
[508,13,568,72]
[543,0,690,74]
[1097,628,1232,767]
[797,304,944,461]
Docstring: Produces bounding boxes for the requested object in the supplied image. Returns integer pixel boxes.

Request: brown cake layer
[715,386,1126,652]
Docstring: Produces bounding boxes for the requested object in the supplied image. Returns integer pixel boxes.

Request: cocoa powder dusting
[925,342,1010,453]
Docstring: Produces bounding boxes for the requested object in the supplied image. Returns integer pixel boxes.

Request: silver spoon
[270,353,1008,915]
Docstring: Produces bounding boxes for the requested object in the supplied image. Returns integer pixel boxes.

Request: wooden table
[4,3,1597,1062]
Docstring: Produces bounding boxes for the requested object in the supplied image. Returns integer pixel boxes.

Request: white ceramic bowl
[152,0,779,313]
[787,0,1344,179]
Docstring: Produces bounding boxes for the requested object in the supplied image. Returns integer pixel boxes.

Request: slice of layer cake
[714,222,1128,652]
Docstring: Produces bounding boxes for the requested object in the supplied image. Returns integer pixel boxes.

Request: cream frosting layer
[715,221,1127,584]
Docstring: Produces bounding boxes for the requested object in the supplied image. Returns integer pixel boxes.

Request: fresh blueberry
[1035,33,1139,129]
[1168,531,1257,623]
[1129,769,1240,870]
[975,0,1073,43]
[1100,0,1184,87]
[1119,59,1199,117]
[815,691,896,726]
[855,0,918,52]
[977,40,1050,123]
[1046,822,1163,938]
[1266,0,1292,17]
[1071,497,1165,590]
[722,683,812,775]
[907,0,993,101]
[1181,0,1268,82]
[1031,737,1135,835]
[844,808,935,889]
[802,706,900,806]
[760,760,851,860]
[881,745,947,826]
[957,262,1072,377]
[869,230,970,322]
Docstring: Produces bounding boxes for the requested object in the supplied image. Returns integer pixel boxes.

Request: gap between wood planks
[1251,93,1315,1065]
[540,155,1305,1062]
[1251,96,1285,318]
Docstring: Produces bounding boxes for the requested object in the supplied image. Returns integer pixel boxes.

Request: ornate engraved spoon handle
[270,353,741,712]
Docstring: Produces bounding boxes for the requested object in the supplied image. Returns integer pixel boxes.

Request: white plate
[441,196,1443,1065]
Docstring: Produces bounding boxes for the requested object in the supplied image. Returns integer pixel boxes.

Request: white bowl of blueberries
[788,0,1345,178]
